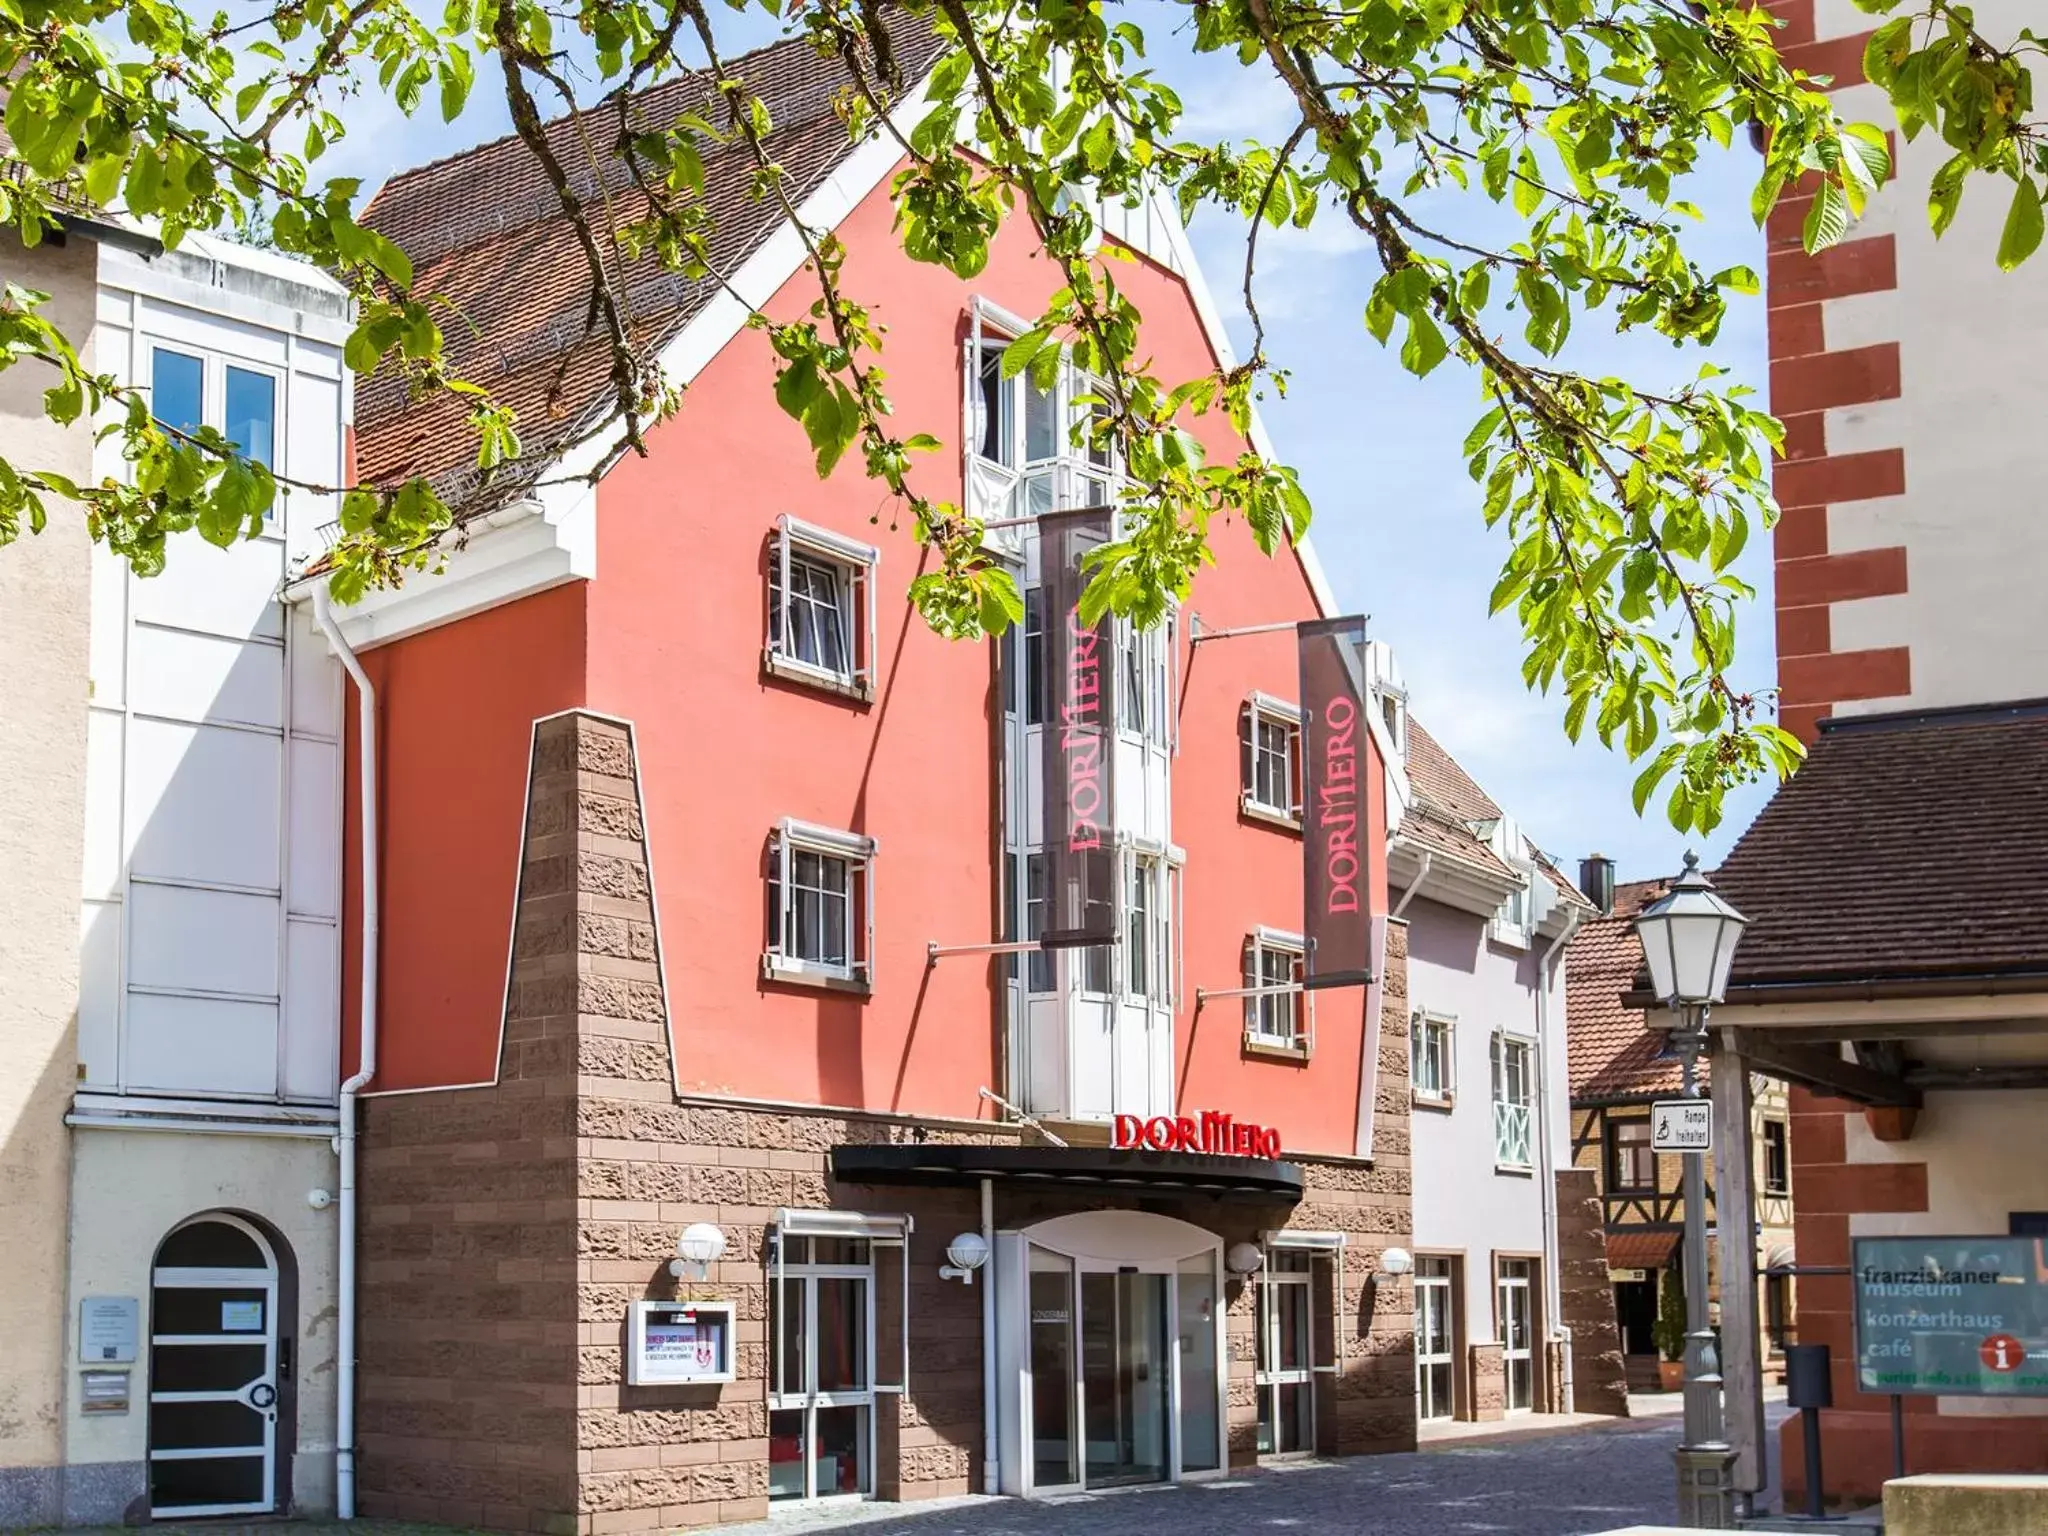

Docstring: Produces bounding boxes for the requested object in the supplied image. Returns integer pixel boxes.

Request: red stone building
[318,24,1415,1533]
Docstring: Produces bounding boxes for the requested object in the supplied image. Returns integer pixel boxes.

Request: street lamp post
[1634,852,1748,1530]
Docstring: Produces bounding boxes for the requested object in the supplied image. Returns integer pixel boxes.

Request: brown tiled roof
[1403,718,1592,907]
[1606,1230,1679,1269]
[1567,877,1681,1100]
[355,17,943,513]
[1407,717,1501,823]
[1714,701,2048,989]
[1400,800,1518,879]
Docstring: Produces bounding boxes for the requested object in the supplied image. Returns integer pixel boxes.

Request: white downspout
[314,582,378,1519]
[980,1176,998,1493]
[1536,903,1582,1413]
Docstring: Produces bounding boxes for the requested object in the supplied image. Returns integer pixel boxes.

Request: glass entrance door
[1256,1252,1315,1454]
[770,1239,876,1502]
[1498,1257,1535,1414]
[1003,1218,1225,1496]
[1029,1247,1077,1489]
[1080,1271,1170,1486]
[1415,1256,1456,1421]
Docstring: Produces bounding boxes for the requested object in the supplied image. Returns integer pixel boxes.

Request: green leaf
[1842,123,1891,189]
[1998,177,2045,271]
[344,325,384,375]
[1399,312,1447,377]
[1928,152,1969,237]
[1512,146,1543,217]
[1458,262,1491,315]
[1000,328,1048,379]
[1632,744,1684,815]
[1802,179,1849,253]
[1364,285,1395,345]
[774,355,818,417]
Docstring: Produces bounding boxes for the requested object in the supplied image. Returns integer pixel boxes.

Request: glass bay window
[980,293,1179,1128]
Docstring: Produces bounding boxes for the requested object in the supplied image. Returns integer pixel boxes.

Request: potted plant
[1654,1269,1688,1391]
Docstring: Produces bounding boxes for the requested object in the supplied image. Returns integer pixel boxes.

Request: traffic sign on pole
[1652,1098,1713,1153]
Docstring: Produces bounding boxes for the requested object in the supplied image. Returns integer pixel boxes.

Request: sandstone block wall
[1556,1168,1630,1417]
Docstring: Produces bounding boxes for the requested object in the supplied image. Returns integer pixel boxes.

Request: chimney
[1579,853,1616,917]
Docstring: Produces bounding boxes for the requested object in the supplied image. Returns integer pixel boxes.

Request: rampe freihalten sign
[1854,1235,2048,1397]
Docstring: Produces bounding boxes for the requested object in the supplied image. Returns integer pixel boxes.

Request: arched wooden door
[147,1213,282,1517]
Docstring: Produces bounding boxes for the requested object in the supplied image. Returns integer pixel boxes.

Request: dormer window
[1377,683,1408,758]
[1481,815,1538,950]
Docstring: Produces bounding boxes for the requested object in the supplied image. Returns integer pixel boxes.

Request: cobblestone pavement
[69,1407,1792,1536]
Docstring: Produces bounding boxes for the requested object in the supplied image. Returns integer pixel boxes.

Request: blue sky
[322,11,1780,883]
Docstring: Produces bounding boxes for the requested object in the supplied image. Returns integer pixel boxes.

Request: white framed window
[765,820,875,990]
[1762,1117,1791,1197]
[1491,1031,1535,1170]
[150,344,281,471]
[1490,863,1537,948]
[965,297,1128,528]
[767,515,878,698]
[1243,927,1309,1052]
[1123,848,1174,1004]
[1118,617,1172,749]
[1482,816,1540,949]
[1012,850,1056,995]
[1411,1012,1454,1104]
[1239,694,1302,826]
[1377,681,1408,758]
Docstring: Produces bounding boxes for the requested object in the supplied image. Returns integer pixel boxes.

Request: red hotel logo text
[1113,1112,1283,1159]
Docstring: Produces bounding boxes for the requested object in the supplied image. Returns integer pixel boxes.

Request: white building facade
[1388,683,1584,1424]
[0,224,350,1525]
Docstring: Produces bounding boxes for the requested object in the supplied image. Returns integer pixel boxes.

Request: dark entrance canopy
[831,1143,1304,1203]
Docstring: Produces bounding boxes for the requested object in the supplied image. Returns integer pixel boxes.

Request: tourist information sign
[1854,1235,2048,1397]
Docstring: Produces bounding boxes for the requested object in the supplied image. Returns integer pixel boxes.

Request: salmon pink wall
[584,162,1380,1149]
[342,583,587,1090]
[1170,530,1389,1155]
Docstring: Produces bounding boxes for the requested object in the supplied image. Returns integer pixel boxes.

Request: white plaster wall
[1407,896,1571,1342]
[65,1128,341,1512]
[80,254,346,1105]
[1810,0,2048,714]
[1841,1085,2048,1419]
[0,232,97,1509]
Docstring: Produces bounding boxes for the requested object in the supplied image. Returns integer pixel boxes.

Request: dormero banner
[1298,615,1373,988]
[1040,507,1117,949]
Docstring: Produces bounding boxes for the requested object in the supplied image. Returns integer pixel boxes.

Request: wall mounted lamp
[940,1232,989,1284]
[670,1222,728,1282]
